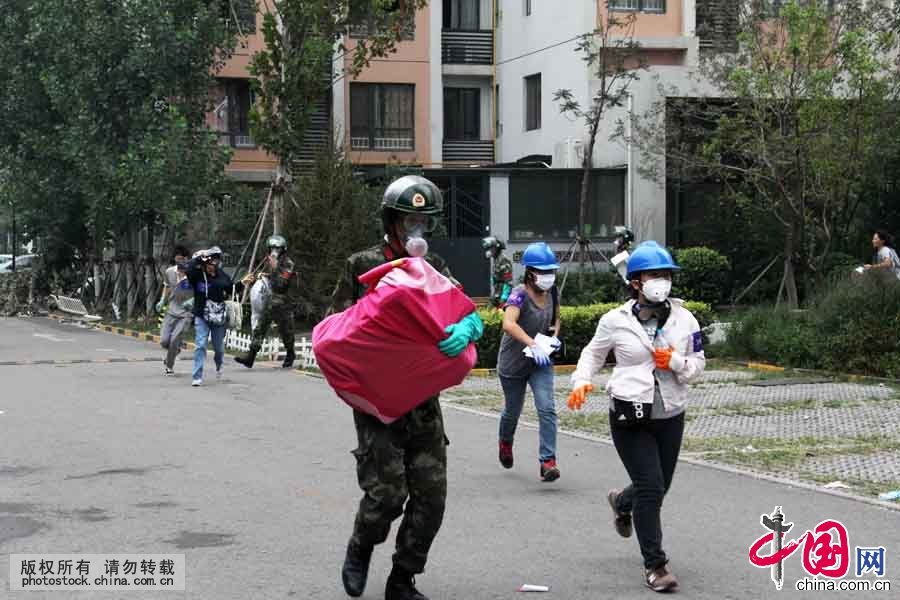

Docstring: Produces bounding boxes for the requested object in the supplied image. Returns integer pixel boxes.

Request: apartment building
[209,1,734,292]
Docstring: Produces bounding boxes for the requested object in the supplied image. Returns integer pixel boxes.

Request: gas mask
[485,250,493,259]
[642,278,672,304]
[269,248,281,260]
[402,214,437,258]
[535,273,556,291]
[401,222,429,258]
[632,300,671,325]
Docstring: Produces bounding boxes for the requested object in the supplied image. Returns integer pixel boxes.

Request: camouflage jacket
[260,254,296,296]
[328,240,456,314]
[490,254,514,307]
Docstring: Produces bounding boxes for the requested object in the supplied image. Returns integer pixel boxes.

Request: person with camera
[567,241,706,593]
[185,246,250,387]
[496,242,562,482]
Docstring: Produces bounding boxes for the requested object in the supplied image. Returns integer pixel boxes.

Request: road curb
[46,314,197,351]
[442,401,900,513]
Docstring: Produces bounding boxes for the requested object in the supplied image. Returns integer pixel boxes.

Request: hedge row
[718,272,900,378]
[474,301,715,369]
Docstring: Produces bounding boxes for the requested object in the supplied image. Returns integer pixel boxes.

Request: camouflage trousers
[249,298,294,354]
[350,396,448,575]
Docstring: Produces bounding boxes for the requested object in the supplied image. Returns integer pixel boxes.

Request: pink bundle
[313,257,477,423]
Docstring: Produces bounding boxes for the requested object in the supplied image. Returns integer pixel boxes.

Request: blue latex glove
[499,284,512,304]
[530,344,552,367]
[155,299,165,314]
[438,311,484,358]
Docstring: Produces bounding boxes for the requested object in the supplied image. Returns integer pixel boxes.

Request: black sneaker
[341,542,372,598]
[385,568,429,600]
[608,489,633,538]
[282,349,295,369]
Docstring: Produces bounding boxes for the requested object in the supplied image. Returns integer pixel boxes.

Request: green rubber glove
[438,311,484,358]
[499,284,512,304]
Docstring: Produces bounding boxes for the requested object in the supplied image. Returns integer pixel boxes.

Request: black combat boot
[281,348,295,369]
[234,350,257,368]
[341,542,373,598]
[384,566,429,600]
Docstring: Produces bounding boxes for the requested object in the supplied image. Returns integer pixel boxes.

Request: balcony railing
[441,30,493,65]
[443,140,494,163]
[218,131,256,149]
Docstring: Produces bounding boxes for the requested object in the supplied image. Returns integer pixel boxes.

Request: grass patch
[559,411,609,435]
[802,472,900,499]
[682,435,900,472]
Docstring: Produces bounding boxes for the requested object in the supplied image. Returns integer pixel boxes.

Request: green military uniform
[329,239,452,576]
[490,254,513,308]
[250,253,296,354]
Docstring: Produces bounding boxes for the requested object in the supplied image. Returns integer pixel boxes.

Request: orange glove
[654,347,674,370]
[567,383,594,411]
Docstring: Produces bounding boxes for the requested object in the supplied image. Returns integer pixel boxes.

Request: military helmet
[382,175,443,216]
[267,235,287,251]
[482,236,506,251]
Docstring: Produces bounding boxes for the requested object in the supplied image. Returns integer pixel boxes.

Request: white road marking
[33,333,75,342]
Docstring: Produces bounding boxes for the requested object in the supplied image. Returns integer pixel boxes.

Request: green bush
[559,271,626,306]
[475,300,714,369]
[673,247,732,306]
[720,271,900,377]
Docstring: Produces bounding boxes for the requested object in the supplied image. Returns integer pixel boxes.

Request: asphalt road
[1,316,898,599]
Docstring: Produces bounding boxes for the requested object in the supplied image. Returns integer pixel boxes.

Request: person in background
[496,242,562,482]
[864,229,900,280]
[157,245,193,375]
[482,236,513,309]
[568,241,706,593]
[235,235,297,369]
[184,246,250,387]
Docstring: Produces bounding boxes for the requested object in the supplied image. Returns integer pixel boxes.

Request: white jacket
[570,299,706,412]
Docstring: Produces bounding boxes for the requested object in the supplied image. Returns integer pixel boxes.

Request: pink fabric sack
[313,257,477,423]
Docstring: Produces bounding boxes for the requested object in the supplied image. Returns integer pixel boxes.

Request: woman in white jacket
[567,241,705,593]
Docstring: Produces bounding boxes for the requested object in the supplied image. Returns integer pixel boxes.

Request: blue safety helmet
[626,241,680,279]
[521,242,560,270]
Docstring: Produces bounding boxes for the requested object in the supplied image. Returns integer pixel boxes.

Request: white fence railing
[224,330,319,370]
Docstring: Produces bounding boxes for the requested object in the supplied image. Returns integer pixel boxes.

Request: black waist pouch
[610,398,652,428]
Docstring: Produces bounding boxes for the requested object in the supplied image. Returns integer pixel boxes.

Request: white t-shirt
[875,246,900,279]
[165,265,194,317]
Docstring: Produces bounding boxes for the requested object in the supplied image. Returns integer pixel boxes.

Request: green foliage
[720,272,900,377]
[560,271,626,306]
[282,142,382,322]
[0,1,236,267]
[673,247,732,305]
[250,0,427,166]
[474,301,714,369]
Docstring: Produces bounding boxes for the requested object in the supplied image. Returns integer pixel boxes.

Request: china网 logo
[748,506,891,592]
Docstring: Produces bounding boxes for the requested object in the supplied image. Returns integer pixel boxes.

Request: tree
[248,0,428,235]
[281,141,382,323]
[0,1,238,315]
[553,3,644,278]
[631,0,899,307]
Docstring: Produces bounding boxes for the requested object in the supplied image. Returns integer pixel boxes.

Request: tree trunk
[778,227,799,309]
[125,260,136,320]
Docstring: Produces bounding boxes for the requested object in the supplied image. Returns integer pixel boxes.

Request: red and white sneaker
[540,459,560,482]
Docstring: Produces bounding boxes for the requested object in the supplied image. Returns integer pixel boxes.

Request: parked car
[0,254,38,273]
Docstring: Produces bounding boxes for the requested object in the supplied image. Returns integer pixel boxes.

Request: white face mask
[485,250,492,259]
[535,273,556,291]
[642,278,672,303]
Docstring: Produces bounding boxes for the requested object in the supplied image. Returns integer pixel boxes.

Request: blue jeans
[499,366,557,462]
[193,317,225,380]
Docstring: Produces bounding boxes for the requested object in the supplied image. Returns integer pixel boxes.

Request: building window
[215,79,256,148]
[224,0,257,34]
[350,2,415,39]
[509,172,626,241]
[444,0,480,30]
[609,0,666,13]
[444,88,481,141]
[524,73,541,131]
[525,0,532,16]
[350,83,415,151]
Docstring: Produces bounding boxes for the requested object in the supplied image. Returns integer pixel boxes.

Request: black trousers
[610,412,685,570]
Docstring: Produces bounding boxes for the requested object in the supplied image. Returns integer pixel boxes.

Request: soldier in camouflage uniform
[482,236,513,309]
[331,175,483,600]
[235,235,297,369]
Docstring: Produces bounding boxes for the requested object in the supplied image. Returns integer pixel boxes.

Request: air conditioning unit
[552,138,584,168]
